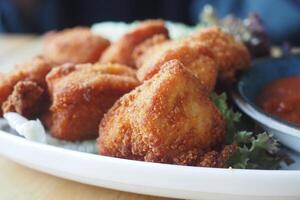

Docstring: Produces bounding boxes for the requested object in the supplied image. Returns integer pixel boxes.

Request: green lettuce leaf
[211,93,241,144]
[212,93,282,169]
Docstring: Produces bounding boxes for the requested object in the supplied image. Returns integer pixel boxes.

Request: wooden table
[0,34,173,200]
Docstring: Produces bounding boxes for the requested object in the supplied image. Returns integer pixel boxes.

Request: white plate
[0,131,300,200]
[1,24,300,200]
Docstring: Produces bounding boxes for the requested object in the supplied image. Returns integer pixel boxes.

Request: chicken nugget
[136,40,217,94]
[98,60,225,165]
[2,81,47,118]
[99,20,169,67]
[43,27,110,65]
[189,27,251,83]
[132,33,169,67]
[0,56,52,115]
[44,63,139,141]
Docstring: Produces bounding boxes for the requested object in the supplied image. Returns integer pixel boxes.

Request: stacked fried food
[44,63,138,141]
[136,27,250,86]
[0,56,52,117]
[99,60,236,167]
[99,20,169,66]
[43,27,110,65]
[0,20,250,167]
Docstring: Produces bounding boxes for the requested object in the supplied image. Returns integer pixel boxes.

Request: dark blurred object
[1,0,300,46]
[191,0,300,46]
[281,42,293,56]
[0,0,60,33]
[0,0,191,33]
[244,14,271,58]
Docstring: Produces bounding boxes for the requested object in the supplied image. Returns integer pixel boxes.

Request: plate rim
[1,130,300,199]
[1,130,299,174]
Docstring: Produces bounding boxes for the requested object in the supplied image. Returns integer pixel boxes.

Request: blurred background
[0,0,300,45]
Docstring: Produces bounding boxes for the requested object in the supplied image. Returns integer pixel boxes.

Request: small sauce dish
[232,55,300,153]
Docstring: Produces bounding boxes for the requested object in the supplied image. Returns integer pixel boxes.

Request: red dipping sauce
[257,76,300,125]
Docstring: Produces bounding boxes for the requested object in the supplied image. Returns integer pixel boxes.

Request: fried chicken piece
[44,63,139,141]
[99,20,169,67]
[189,27,251,83]
[2,81,47,118]
[197,144,237,168]
[0,56,52,115]
[43,27,110,65]
[136,40,217,94]
[98,60,225,165]
[132,33,169,67]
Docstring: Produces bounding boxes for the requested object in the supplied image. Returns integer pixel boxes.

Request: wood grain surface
[0,157,173,200]
[0,34,174,200]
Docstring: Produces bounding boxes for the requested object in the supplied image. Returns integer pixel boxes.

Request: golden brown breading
[136,40,217,94]
[2,81,47,118]
[98,60,225,165]
[197,144,237,168]
[43,27,110,65]
[132,33,169,67]
[44,63,139,141]
[189,27,251,83]
[99,20,169,67]
[0,56,52,115]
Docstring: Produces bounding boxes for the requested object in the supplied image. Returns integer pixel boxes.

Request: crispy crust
[133,33,169,67]
[189,27,251,83]
[44,63,139,141]
[98,60,225,165]
[43,27,110,65]
[2,81,47,118]
[136,40,217,94]
[99,20,169,67]
[0,56,52,115]
[197,144,237,168]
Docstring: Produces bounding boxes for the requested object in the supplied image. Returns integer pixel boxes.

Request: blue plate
[232,55,300,153]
